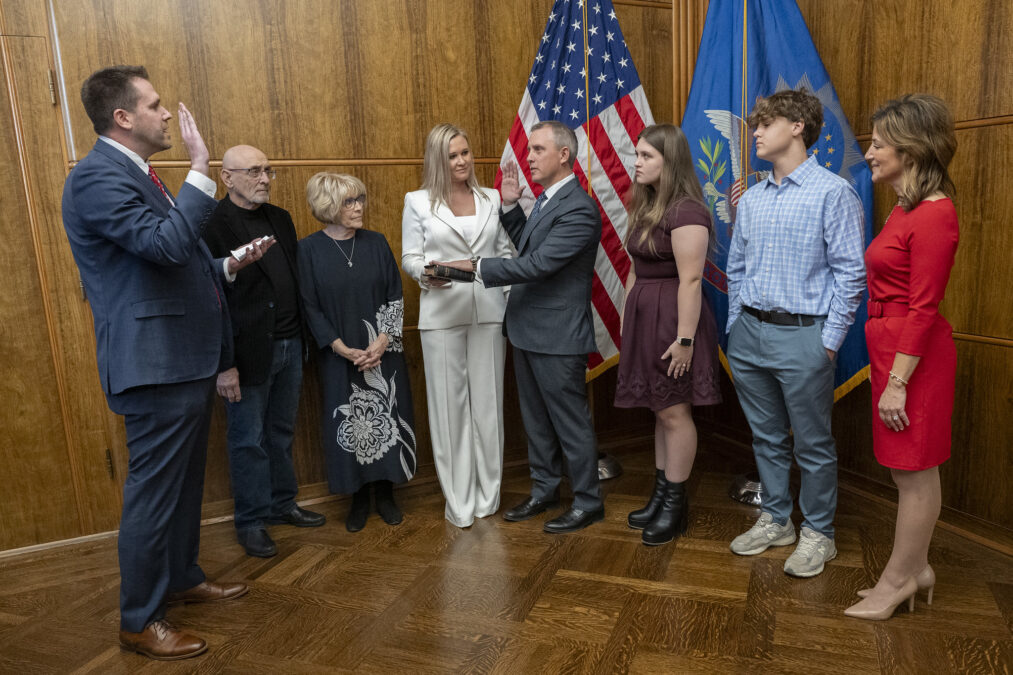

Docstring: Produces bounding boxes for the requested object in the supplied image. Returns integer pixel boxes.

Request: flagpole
[740,0,749,187]
[582,0,593,198]
[730,0,763,506]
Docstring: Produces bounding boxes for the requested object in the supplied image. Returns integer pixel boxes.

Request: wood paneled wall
[678,0,1013,534]
[0,0,668,550]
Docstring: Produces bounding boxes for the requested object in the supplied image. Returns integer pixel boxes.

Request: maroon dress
[865,198,958,470]
[615,200,721,411]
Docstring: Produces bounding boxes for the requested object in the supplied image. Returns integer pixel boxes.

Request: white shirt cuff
[222,258,237,283]
[185,170,217,198]
[502,202,519,213]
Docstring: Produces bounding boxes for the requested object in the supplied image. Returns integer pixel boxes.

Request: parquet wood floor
[1,434,1010,673]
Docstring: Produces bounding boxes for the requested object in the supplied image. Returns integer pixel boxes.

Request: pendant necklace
[330,232,355,267]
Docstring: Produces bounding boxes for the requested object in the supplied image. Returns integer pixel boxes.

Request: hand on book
[425,260,475,283]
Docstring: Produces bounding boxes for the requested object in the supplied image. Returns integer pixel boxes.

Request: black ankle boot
[345,484,371,532]
[642,479,688,546]
[374,480,403,525]
[628,469,666,530]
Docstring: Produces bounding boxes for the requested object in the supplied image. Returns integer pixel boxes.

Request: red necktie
[147,166,173,205]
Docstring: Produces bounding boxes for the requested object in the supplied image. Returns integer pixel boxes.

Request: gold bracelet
[888,371,908,386]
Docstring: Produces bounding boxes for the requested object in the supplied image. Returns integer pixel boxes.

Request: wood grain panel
[0,0,49,36]
[798,0,1013,134]
[939,124,1013,341]
[0,35,81,549]
[54,0,674,163]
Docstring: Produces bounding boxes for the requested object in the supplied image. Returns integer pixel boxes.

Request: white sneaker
[783,527,837,577]
[729,512,796,556]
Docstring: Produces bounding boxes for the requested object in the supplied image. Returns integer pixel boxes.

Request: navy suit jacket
[62,140,228,398]
[202,196,302,386]
[481,177,601,356]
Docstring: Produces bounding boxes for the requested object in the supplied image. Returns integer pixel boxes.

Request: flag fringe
[585,352,621,382]
[833,364,870,402]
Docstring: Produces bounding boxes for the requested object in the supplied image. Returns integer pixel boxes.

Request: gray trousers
[513,348,602,511]
[727,312,837,537]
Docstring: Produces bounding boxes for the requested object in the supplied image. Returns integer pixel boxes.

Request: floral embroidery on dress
[334,319,416,477]
[376,299,404,352]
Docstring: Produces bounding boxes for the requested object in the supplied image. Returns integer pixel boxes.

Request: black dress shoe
[543,506,605,533]
[266,505,326,527]
[237,528,277,558]
[503,495,559,522]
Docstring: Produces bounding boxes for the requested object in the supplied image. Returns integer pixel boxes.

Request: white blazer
[401,187,514,330]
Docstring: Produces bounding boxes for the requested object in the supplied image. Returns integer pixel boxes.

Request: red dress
[864,198,959,470]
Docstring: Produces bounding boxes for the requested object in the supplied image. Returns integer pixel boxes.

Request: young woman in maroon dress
[615,124,721,546]
[845,95,959,621]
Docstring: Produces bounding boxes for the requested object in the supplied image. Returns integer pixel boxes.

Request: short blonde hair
[306,172,366,224]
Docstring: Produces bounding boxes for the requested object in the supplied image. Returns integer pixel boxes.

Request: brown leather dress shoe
[119,620,207,660]
[166,580,249,605]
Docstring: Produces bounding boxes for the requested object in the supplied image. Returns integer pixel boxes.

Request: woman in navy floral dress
[299,173,417,532]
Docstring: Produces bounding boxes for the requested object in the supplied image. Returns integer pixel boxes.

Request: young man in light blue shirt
[725,88,865,577]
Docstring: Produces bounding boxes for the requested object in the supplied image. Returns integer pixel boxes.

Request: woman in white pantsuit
[402,123,514,527]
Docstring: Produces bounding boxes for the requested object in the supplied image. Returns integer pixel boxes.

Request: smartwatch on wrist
[675,336,694,346]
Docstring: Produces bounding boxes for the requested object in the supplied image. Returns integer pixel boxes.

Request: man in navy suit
[439,121,605,533]
[62,65,270,660]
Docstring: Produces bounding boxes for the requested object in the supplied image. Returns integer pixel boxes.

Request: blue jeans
[225,337,302,532]
[727,313,838,538]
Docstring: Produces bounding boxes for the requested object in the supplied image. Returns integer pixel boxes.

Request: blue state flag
[681,0,874,399]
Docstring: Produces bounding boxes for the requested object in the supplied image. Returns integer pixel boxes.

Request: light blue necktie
[528,192,548,223]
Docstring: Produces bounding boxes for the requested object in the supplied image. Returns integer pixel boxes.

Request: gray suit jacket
[481,177,601,356]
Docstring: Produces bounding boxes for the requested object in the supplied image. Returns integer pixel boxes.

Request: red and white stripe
[496,86,655,374]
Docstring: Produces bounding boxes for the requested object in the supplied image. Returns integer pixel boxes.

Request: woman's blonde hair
[421,123,487,210]
[625,124,708,255]
[871,94,956,211]
[306,172,366,224]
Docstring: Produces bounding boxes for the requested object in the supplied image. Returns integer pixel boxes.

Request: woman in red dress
[615,124,722,546]
[845,94,959,621]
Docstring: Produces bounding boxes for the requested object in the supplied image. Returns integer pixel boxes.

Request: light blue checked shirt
[726,156,866,352]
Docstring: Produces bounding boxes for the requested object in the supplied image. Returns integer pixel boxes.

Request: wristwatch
[675,336,694,346]
[470,256,481,272]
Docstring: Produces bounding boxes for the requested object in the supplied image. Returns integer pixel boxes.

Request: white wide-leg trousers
[420,321,506,527]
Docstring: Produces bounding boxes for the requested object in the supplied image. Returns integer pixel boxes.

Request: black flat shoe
[346,485,371,533]
[237,527,277,557]
[266,505,326,527]
[374,481,403,526]
[503,495,559,522]
[543,506,605,533]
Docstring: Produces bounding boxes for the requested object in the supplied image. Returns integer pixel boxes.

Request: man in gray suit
[439,120,604,533]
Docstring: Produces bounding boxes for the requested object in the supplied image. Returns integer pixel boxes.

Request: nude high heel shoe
[857,564,935,605]
[844,576,918,620]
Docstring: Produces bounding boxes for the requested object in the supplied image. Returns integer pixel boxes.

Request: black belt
[742,306,821,327]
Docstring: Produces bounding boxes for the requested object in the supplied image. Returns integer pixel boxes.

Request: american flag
[495,0,655,376]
